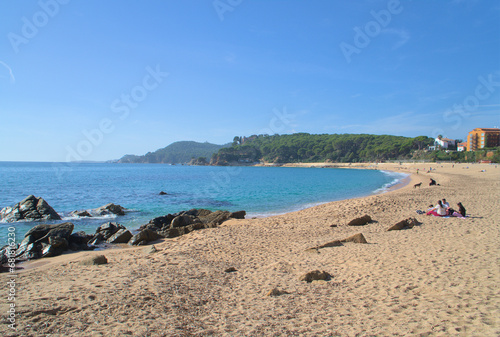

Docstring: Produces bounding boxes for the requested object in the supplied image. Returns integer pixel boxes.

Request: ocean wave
[372,170,410,194]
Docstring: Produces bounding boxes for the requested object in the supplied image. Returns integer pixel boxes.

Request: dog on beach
[414,182,422,188]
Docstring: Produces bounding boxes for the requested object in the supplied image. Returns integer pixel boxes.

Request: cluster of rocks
[0,195,61,223]
[139,209,246,238]
[0,195,127,223]
[1,207,246,267]
[70,203,126,218]
[8,222,93,261]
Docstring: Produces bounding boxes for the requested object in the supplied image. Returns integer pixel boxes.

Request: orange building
[467,128,500,151]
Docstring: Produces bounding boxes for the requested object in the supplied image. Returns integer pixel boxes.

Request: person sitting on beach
[448,202,467,218]
[441,198,452,215]
[426,200,447,216]
[429,178,437,186]
[457,202,466,217]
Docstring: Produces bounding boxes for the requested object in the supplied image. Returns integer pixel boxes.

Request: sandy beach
[1,162,499,337]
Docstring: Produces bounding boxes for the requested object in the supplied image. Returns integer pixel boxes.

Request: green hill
[211,133,435,164]
[118,141,230,164]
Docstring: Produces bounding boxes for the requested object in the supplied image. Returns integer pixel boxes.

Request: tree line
[212,133,436,164]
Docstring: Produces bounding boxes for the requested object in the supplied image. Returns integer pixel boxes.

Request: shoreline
[1,162,498,336]
[6,163,472,269]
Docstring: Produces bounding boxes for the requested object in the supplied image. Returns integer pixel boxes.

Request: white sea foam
[372,170,410,194]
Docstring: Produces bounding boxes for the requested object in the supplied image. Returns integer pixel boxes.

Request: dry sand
[1,162,499,337]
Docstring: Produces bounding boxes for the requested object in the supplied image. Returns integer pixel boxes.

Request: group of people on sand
[426,199,466,218]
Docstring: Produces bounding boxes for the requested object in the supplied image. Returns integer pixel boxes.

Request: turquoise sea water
[0,162,408,244]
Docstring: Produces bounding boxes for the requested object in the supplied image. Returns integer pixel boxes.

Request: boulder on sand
[0,195,61,222]
[299,270,332,283]
[387,217,421,231]
[340,233,368,244]
[347,215,372,226]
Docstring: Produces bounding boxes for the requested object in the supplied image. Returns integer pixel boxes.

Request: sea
[0,162,408,244]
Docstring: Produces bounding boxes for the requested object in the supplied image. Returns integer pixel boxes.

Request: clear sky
[0,0,499,162]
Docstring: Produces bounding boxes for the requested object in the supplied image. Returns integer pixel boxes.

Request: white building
[435,137,455,149]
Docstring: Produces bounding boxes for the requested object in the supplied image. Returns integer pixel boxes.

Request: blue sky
[0,0,499,162]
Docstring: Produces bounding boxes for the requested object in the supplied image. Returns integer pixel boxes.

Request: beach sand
[1,162,499,336]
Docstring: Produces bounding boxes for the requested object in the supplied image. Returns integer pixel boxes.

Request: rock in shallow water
[0,195,61,222]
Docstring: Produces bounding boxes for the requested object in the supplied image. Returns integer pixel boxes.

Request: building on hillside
[467,128,500,151]
[434,137,455,149]
[457,142,467,152]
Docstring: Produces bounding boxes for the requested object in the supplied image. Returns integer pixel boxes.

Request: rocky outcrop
[128,229,161,246]
[0,195,61,222]
[134,209,246,244]
[15,222,75,260]
[70,210,92,217]
[94,203,126,216]
[107,229,133,244]
[347,215,372,226]
[88,222,127,245]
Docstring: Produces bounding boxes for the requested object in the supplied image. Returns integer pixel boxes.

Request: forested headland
[210,133,499,165]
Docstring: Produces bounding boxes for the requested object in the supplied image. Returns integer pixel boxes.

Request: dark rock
[195,209,213,217]
[230,210,246,219]
[25,222,74,242]
[347,215,372,226]
[80,255,108,266]
[0,195,61,222]
[94,203,126,216]
[128,229,161,246]
[199,210,232,227]
[48,236,68,250]
[160,228,180,238]
[36,223,74,242]
[95,222,126,240]
[69,231,93,245]
[299,270,332,283]
[340,233,368,244]
[23,242,43,260]
[317,240,344,249]
[88,233,105,246]
[225,267,237,273]
[15,235,35,257]
[70,210,92,217]
[41,237,68,258]
[170,215,198,228]
[266,288,288,296]
[159,191,168,195]
[148,214,175,228]
[387,217,421,231]
[107,229,133,244]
